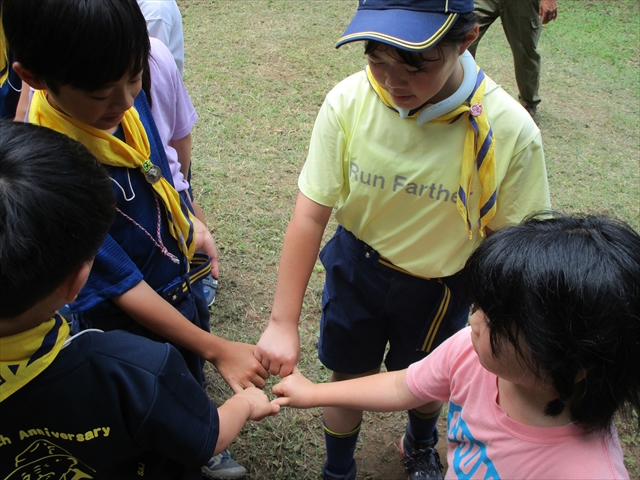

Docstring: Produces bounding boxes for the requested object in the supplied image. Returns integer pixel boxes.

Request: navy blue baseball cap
[336,0,474,52]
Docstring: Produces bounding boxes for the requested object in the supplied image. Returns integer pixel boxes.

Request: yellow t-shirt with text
[299,70,550,278]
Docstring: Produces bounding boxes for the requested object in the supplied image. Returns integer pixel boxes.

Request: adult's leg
[468,0,500,57]
[501,0,542,107]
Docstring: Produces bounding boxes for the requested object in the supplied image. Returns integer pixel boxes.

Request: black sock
[406,407,441,446]
[323,418,360,475]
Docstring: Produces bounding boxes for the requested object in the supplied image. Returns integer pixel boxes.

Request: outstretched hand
[271,367,317,408]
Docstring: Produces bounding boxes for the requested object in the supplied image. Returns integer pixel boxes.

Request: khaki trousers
[469,0,542,107]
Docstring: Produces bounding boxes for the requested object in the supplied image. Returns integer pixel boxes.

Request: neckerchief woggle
[365,54,497,238]
[29,89,195,261]
[0,315,69,402]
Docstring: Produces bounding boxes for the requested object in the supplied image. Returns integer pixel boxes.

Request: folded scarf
[29,89,195,260]
[0,24,8,86]
[365,64,497,238]
[0,315,69,402]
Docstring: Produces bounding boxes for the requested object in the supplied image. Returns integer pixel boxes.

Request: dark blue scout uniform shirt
[0,330,219,479]
[70,92,210,384]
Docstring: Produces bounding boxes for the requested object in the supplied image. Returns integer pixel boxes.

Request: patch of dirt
[354,413,449,479]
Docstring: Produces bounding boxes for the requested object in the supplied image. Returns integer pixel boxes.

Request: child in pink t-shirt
[273,213,640,479]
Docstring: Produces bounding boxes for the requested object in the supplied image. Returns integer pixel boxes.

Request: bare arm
[214,387,280,454]
[271,367,430,412]
[170,133,220,278]
[169,133,192,180]
[14,81,29,121]
[192,215,219,279]
[113,280,267,392]
[254,192,333,376]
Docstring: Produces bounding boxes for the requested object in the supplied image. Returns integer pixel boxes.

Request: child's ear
[575,369,588,384]
[12,62,48,90]
[459,24,480,55]
[55,261,94,303]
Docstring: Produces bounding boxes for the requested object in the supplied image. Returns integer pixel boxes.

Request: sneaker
[202,274,218,307]
[399,435,444,480]
[321,461,357,480]
[201,450,246,479]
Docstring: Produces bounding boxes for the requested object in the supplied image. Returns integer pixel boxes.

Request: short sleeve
[71,234,144,312]
[149,38,197,192]
[298,96,347,208]
[406,327,473,402]
[489,131,551,229]
[134,344,219,466]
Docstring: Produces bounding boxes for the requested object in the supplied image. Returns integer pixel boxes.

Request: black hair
[463,212,640,433]
[1,0,151,100]
[364,12,478,68]
[0,121,115,318]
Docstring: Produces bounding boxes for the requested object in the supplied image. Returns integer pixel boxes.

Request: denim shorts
[318,226,470,374]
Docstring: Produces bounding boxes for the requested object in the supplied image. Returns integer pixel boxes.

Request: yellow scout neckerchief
[0,315,69,402]
[365,64,497,238]
[29,89,195,261]
[0,23,8,86]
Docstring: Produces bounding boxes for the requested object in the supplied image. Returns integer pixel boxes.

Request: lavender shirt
[149,37,198,193]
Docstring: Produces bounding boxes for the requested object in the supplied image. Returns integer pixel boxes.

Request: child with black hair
[0,121,279,479]
[273,212,640,479]
[255,0,550,478]
[2,1,266,477]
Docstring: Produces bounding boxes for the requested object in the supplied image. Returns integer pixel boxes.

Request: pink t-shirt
[148,37,197,193]
[407,327,629,479]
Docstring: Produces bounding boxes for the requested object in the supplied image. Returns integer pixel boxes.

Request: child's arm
[254,192,332,377]
[169,133,192,181]
[272,367,429,412]
[171,133,208,233]
[113,280,268,392]
[14,82,29,121]
[214,386,280,454]
[192,214,219,280]
[170,133,219,278]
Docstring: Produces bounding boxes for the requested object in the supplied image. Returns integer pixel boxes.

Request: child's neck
[0,304,59,337]
[497,377,573,427]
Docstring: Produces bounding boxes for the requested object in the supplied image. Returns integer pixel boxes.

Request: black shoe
[321,461,357,480]
[399,434,444,480]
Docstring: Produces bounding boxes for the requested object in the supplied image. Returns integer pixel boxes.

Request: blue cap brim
[336,9,459,51]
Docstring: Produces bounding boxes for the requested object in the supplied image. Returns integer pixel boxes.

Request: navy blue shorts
[318,226,470,374]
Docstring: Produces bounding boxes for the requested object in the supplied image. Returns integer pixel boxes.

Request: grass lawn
[179,1,640,477]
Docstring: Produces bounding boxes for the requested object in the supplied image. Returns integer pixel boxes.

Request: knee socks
[406,407,442,446]
[323,418,360,475]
